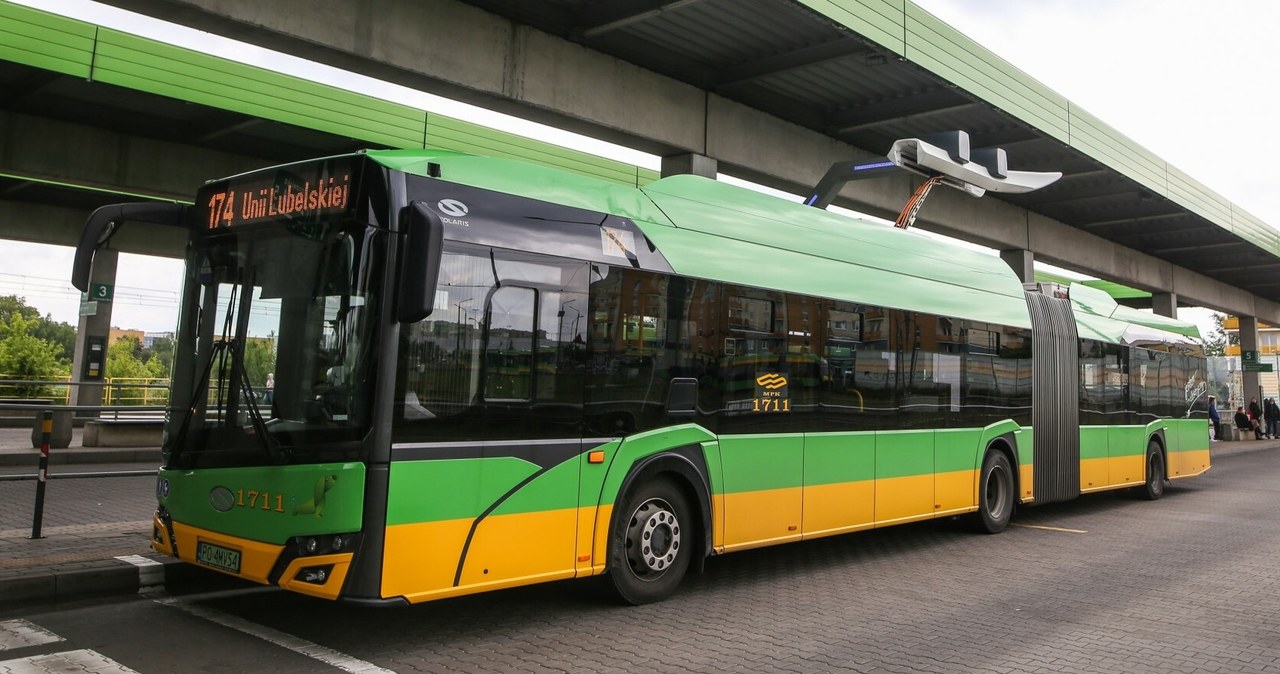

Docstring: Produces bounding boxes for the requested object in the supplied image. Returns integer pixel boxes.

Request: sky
[3,0,1271,337]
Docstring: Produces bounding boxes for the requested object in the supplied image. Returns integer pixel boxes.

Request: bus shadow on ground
[186,481,1200,656]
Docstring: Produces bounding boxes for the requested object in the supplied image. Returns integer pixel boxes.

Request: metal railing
[0,376,170,407]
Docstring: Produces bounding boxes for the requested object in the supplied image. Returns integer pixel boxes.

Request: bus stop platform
[0,427,243,607]
[1,428,1277,608]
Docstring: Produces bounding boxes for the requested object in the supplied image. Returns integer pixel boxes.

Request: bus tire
[976,450,1013,534]
[608,477,692,605]
[1142,440,1165,501]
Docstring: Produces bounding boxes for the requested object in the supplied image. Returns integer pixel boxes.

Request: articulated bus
[73,148,1210,606]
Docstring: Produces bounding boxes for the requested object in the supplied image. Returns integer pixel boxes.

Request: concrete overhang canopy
[0,56,371,213]
[463,0,1280,301]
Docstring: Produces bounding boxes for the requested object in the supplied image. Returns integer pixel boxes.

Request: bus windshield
[165,222,385,468]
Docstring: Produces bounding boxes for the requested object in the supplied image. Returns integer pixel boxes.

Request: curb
[0,555,251,606]
[0,448,162,468]
[0,555,169,606]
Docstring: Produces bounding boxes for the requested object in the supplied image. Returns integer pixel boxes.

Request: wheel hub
[627,498,681,575]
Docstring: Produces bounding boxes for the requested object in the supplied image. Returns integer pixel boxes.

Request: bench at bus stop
[1223,426,1261,442]
[82,418,164,447]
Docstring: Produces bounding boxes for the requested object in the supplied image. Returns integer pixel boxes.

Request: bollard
[30,410,51,539]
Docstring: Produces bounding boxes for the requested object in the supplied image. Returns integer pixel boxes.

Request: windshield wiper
[168,266,287,465]
[232,338,288,463]
[167,338,226,466]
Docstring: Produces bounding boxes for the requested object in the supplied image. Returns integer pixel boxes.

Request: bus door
[717,289,804,550]
[390,244,590,595]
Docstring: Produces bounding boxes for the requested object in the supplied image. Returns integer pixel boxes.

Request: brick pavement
[0,426,168,605]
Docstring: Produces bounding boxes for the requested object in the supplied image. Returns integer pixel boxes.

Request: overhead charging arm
[804,130,1062,228]
[72,202,189,291]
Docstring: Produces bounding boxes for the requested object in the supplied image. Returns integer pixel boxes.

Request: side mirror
[397,201,444,323]
[666,378,699,418]
[73,203,188,291]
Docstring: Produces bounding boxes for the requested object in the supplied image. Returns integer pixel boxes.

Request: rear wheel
[976,450,1013,534]
[1142,440,1165,501]
[608,477,692,605]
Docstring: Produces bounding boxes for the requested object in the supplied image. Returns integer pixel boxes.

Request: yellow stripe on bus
[873,474,934,525]
[802,480,874,539]
[935,468,979,514]
[382,518,473,598]
[1169,448,1211,479]
[721,487,803,552]
[384,507,587,603]
[1020,461,1035,502]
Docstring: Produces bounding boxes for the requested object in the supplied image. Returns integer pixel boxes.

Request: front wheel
[608,477,692,605]
[976,450,1014,533]
[1142,440,1165,501]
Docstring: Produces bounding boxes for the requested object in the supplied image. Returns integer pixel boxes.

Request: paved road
[2,444,1279,673]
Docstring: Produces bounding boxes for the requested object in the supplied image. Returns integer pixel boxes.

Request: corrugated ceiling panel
[0,2,95,78]
[1067,105,1167,198]
[1165,164,1232,233]
[904,4,1069,143]
[1230,205,1280,252]
[90,31,427,149]
[797,0,907,56]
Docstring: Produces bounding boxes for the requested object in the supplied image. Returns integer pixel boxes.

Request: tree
[1200,312,1228,357]
[0,311,65,398]
[243,334,277,394]
[0,295,40,324]
[144,335,176,374]
[0,295,75,365]
[33,319,76,364]
[106,336,168,405]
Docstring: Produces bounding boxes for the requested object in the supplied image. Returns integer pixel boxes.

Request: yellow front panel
[170,521,282,584]
[875,474,934,525]
[1080,456,1109,491]
[722,487,803,551]
[381,518,473,599]
[802,480,874,538]
[279,553,353,600]
[459,508,577,585]
[935,469,978,514]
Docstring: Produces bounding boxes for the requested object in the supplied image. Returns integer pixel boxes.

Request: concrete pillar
[999,248,1034,284]
[70,248,118,415]
[661,153,717,179]
[1152,292,1178,319]
[1240,315,1261,407]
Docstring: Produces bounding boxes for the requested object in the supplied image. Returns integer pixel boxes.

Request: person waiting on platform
[1236,406,1262,440]
[1208,395,1221,442]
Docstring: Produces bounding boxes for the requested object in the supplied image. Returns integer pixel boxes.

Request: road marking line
[1012,523,1088,534]
[153,595,396,674]
[0,619,63,652]
[0,648,138,673]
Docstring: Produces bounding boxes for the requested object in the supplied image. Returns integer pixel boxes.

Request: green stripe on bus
[157,463,365,545]
[804,432,874,486]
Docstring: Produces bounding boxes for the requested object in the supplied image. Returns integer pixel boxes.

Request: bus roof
[364,149,1200,343]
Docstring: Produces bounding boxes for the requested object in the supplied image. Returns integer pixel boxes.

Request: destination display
[197,158,356,231]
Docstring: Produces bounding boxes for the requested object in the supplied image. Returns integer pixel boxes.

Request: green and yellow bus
[73,148,1209,606]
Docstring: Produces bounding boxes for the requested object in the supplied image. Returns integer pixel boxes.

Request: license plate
[196,541,242,574]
